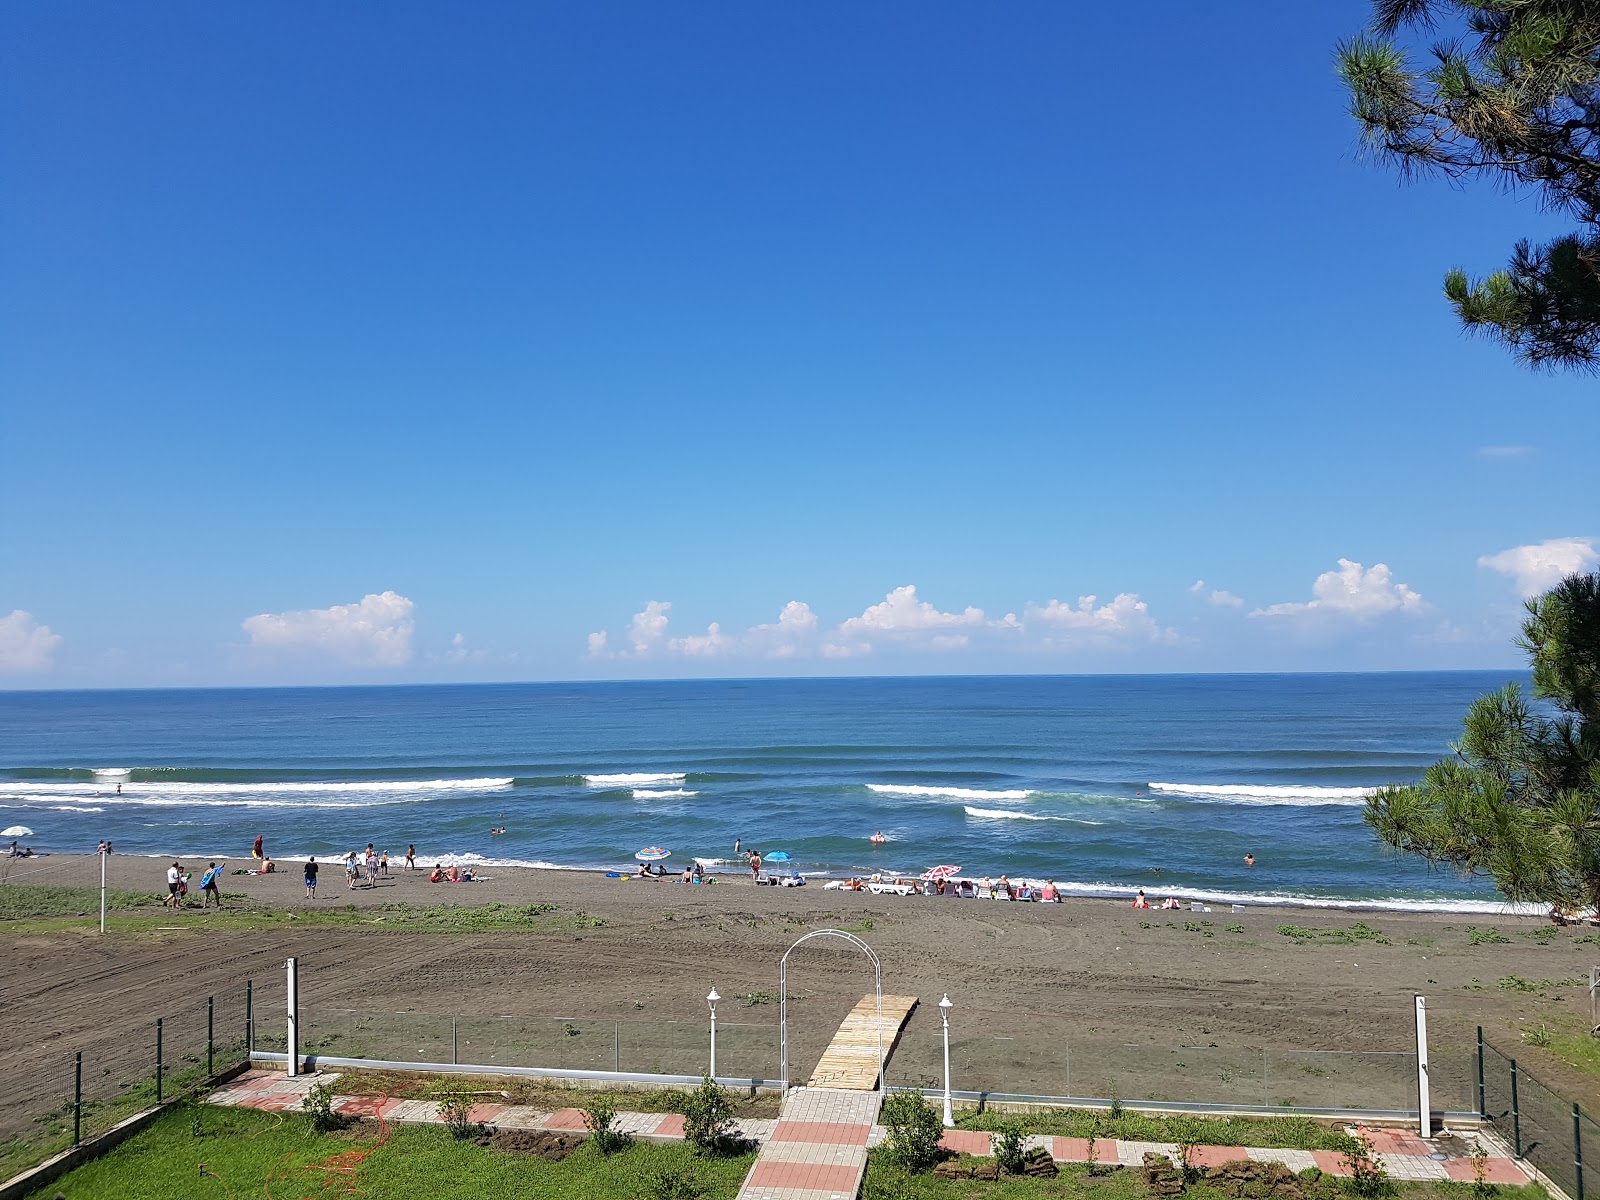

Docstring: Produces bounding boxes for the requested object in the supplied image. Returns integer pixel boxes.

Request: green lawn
[861,1156,1551,1200]
[954,1109,1357,1151]
[29,1105,755,1199]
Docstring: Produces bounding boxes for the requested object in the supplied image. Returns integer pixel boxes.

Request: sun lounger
[976,884,994,899]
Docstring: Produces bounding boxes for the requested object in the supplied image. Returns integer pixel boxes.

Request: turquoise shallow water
[0,672,1521,910]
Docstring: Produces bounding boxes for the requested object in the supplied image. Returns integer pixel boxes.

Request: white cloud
[1025,594,1176,644]
[588,584,1172,662]
[1189,579,1206,593]
[628,601,671,654]
[242,591,415,667]
[0,610,62,673]
[1209,590,1244,608]
[1478,446,1536,458]
[1251,559,1424,620]
[1478,537,1597,598]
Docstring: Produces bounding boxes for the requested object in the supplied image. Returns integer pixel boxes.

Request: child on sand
[405,844,416,870]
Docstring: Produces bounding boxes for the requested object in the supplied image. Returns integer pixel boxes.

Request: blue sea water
[0,673,1523,911]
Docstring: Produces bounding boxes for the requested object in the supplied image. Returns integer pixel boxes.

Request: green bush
[584,1095,630,1154]
[301,1080,345,1133]
[880,1090,945,1174]
[431,1081,478,1140]
[993,1121,1026,1175]
[682,1076,737,1156]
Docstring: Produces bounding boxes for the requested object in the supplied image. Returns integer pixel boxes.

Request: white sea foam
[12,777,513,797]
[93,767,130,778]
[632,788,697,799]
[9,793,427,810]
[964,806,1104,825]
[868,784,1032,801]
[1147,782,1377,806]
[1037,878,1543,916]
[584,773,686,787]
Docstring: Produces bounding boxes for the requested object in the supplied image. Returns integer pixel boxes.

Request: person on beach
[166,861,183,909]
[1243,853,1255,867]
[998,874,1012,899]
[692,861,703,882]
[405,844,416,870]
[1161,895,1181,909]
[97,840,107,855]
[253,834,264,864]
[345,852,359,890]
[115,782,122,794]
[201,862,223,909]
[304,856,318,899]
[364,846,379,887]
[430,864,444,882]
[1132,888,1150,909]
[379,850,389,875]
[749,851,762,882]
[1039,880,1057,901]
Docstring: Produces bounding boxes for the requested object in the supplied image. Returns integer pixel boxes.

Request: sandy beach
[4,852,1596,1115]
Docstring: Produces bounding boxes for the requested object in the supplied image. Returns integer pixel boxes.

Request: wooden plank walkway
[806,994,918,1090]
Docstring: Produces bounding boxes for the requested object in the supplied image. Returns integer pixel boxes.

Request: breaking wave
[585,773,686,787]
[868,784,1032,801]
[965,806,1103,825]
[633,789,697,799]
[1147,782,1377,806]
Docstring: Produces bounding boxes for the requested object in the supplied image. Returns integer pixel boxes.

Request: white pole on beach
[707,987,720,1080]
[99,849,107,935]
[939,993,954,1128]
[1413,994,1430,1138]
[287,957,300,1077]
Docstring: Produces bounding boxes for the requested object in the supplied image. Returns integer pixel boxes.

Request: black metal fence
[1480,1029,1595,1200]
[0,983,251,1183]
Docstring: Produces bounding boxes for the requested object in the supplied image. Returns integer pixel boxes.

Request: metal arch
[779,929,884,1096]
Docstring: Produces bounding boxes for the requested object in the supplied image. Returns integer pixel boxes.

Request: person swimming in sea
[1244,852,1255,867]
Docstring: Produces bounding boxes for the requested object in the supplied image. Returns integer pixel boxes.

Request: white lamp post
[939,993,954,1127]
[707,987,720,1080]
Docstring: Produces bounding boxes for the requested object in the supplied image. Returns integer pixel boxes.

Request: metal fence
[1481,1034,1594,1200]
[0,984,250,1182]
[249,1003,781,1082]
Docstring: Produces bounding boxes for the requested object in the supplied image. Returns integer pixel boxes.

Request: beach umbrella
[635,846,672,862]
[1,825,34,838]
[920,864,960,881]
[764,851,792,862]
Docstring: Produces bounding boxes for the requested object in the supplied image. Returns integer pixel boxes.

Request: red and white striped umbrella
[920,864,961,880]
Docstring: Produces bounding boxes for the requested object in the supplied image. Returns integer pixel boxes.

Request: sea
[0,672,1524,913]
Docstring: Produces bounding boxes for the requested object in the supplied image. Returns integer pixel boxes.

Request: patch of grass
[0,884,164,920]
[1465,926,1512,945]
[1278,922,1391,946]
[40,1104,755,1199]
[0,897,568,937]
[955,1108,1355,1151]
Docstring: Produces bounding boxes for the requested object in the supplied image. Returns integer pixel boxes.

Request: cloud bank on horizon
[3,538,1593,680]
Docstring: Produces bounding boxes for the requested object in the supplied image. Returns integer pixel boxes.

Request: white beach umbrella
[2,825,35,838]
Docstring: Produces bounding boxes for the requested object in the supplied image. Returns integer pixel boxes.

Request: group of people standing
[302,843,418,898]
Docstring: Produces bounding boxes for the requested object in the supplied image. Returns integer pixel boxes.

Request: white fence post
[287,957,300,1076]
[1414,994,1430,1137]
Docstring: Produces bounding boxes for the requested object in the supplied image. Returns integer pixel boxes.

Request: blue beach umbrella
[635,846,672,862]
[764,851,792,862]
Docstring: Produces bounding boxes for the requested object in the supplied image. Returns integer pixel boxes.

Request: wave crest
[1148,782,1376,806]
[585,773,685,787]
[869,784,1032,801]
[965,805,1103,825]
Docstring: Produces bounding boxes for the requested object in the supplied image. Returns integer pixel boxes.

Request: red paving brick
[654,1113,685,1138]
[772,1120,873,1145]
[253,1093,303,1112]
[1443,1158,1528,1184]
[940,1129,994,1155]
[1188,1146,1250,1168]
[747,1160,864,1192]
[1365,1130,1431,1157]
[544,1107,588,1131]
[1311,1151,1353,1177]
[466,1103,504,1124]
[1050,1136,1119,1163]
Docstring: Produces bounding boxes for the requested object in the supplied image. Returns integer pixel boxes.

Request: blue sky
[3,1,1597,687]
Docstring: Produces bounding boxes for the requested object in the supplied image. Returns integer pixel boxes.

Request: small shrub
[584,1095,630,1154]
[302,1080,345,1133]
[641,1165,707,1200]
[994,1121,1026,1175]
[1085,1113,1106,1174]
[432,1081,478,1140]
[1108,1080,1124,1120]
[1341,1129,1396,1198]
[880,1089,945,1173]
[1471,1139,1495,1199]
[1175,1127,1202,1187]
[1467,925,1512,945]
[743,991,772,1007]
[1225,923,1244,933]
[1522,1023,1554,1047]
[682,1075,738,1156]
